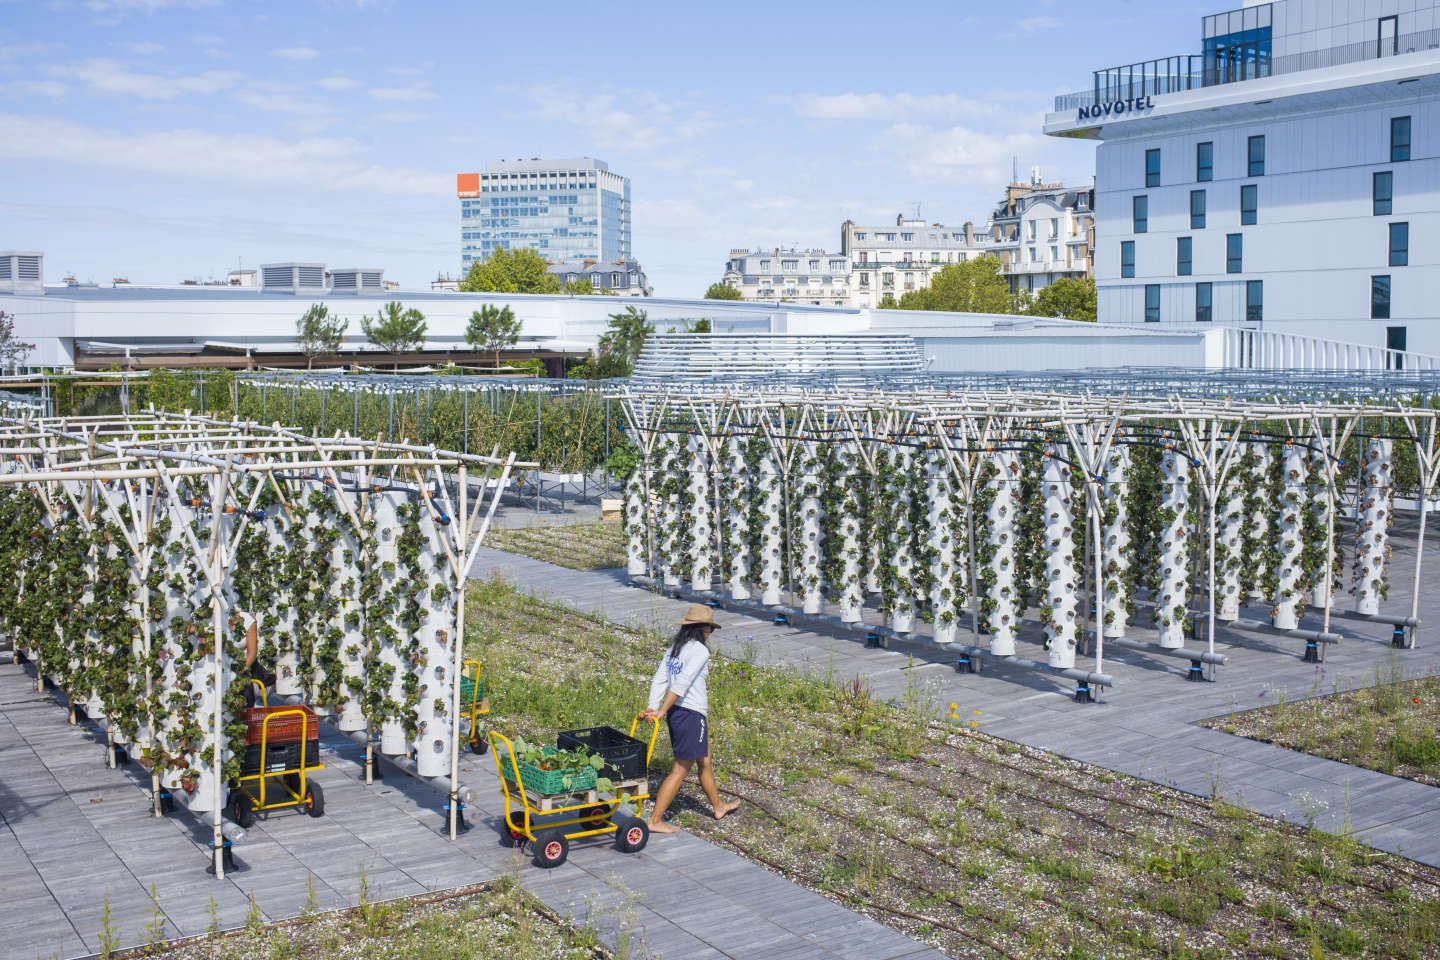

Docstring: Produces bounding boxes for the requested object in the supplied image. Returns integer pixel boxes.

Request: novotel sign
[1078,95,1156,121]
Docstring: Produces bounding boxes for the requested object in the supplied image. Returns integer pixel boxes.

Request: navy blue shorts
[666,705,709,761]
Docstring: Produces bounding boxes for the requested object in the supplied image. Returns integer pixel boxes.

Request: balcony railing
[1055,25,1440,113]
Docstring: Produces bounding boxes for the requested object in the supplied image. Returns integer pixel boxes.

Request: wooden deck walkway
[470,521,1440,869]
[0,653,944,960]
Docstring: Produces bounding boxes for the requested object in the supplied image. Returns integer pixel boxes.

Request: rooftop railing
[1054,25,1440,113]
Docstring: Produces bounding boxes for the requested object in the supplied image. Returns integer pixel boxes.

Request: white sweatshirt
[646,639,710,716]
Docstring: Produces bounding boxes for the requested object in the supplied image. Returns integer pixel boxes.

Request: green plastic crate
[503,747,597,795]
[460,675,484,704]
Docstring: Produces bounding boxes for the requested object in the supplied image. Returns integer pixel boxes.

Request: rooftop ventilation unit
[330,268,384,294]
[260,262,329,294]
[0,252,44,295]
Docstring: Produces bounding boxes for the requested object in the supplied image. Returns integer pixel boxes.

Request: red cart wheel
[532,830,569,869]
[613,816,649,853]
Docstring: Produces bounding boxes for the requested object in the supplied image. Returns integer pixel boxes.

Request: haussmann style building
[1046,0,1440,356]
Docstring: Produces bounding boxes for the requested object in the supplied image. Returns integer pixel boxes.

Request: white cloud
[58,57,241,99]
[3,79,67,98]
[375,111,426,124]
[369,82,438,102]
[234,83,336,118]
[1019,15,1062,32]
[880,122,1045,183]
[317,75,357,91]
[121,41,164,55]
[524,85,715,157]
[785,92,1011,122]
[0,112,444,196]
[85,0,219,11]
[733,178,754,193]
[272,46,319,61]
[0,41,67,61]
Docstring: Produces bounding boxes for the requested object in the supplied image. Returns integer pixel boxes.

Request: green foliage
[562,277,594,295]
[360,302,428,370]
[596,305,652,376]
[295,302,348,368]
[1027,276,1097,322]
[877,294,899,309]
[704,282,744,300]
[0,308,36,371]
[895,256,1026,314]
[464,305,521,366]
[459,247,562,294]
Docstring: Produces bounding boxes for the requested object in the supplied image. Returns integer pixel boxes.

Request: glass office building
[457,158,631,271]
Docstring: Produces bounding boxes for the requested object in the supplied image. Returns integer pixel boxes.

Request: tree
[0,310,35,373]
[704,282,743,300]
[459,247,562,294]
[563,277,595,296]
[596,306,652,376]
[464,304,522,368]
[877,294,899,309]
[360,301,428,370]
[1027,276,1097,322]
[295,302,347,369]
[896,256,1026,314]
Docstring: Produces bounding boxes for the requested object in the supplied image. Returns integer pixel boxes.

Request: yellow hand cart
[491,714,661,869]
[461,658,490,755]
[228,680,326,828]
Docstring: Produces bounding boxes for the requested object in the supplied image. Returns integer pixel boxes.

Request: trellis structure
[0,410,528,877]
[620,384,1439,698]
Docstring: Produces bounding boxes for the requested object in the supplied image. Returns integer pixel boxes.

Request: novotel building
[1046,0,1440,358]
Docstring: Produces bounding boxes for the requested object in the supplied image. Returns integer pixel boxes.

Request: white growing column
[837,443,865,623]
[1272,444,1308,629]
[658,433,682,589]
[726,435,751,600]
[888,448,916,635]
[798,442,824,615]
[988,450,1019,656]
[927,451,959,644]
[1217,462,1245,621]
[1247,443,1272,602]
[757,447,783,606]
[1101,445,1131,638]
[1156,448,1191,649]
[412,508,454,779]
[688,435,714,592]
[334,513,367,733]
[1309,469,1335,608]
[624,467,646,577]
[371,493,409,756]
[1042,448,1079,668]
[268,513,302,696]
[1354,438,1394,616]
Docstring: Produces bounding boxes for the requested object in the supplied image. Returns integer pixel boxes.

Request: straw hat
[678,604,721,629]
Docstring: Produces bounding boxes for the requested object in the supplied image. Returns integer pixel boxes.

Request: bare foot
[714,799,743,820]
[648,819,681,834]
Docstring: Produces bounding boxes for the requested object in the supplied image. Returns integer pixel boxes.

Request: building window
[1190,190,1207,229]
[1144,284,1160,323]
[1133,195,1148,234]
[1247,135,1265,176]
[1195,282,1212,322]
[1177,237,1193,276]
[1120,241,1135,279]
[1388,326,1407,369]
[1240,184,1258,225]
[1196,141,1213,182]
[1226,233,1243,273]
[1391,116,1411,162]
[1372,275,1391,319]
[1390,222,1409,266]
[1145,148,1161,187]
[1373,172,1393,216]
[1246,280,1263,322]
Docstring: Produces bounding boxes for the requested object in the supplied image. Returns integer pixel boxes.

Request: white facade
[987,177,1096,295]
[1047,0,1440,354]
[840,217,996,307]
[721,248,852,306]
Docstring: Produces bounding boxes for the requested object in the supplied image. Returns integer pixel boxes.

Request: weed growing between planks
[1204,656,1440,787]
[468,574,1440,960]
[109,877,609,960]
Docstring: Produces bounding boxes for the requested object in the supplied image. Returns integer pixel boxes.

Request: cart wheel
[469,735,489,756]
[581,805,610,825]
[304,781,325,818]
[613,816,649,854]
[532,830,569,869]
[230,792,255,829]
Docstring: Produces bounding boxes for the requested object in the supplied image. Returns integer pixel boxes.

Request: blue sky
[2,0,1213,296]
